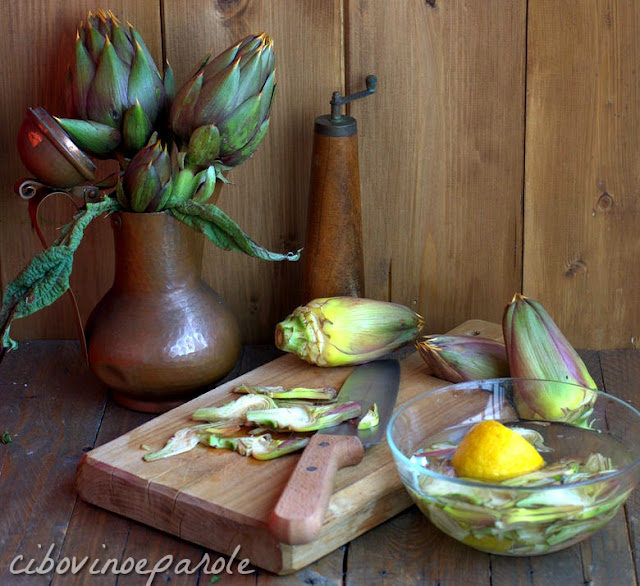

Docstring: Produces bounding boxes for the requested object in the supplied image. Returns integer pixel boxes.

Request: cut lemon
[451,420,545,482]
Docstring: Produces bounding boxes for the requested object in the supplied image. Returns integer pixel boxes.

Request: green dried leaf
[0,197,120,350]
[169,200,301,262]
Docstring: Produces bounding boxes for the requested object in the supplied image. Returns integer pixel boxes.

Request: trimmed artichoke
[169,33,276,175]
[503,293,597,427]
[63,9,169,157]
[416,335,510,383]
[276,297,423,367]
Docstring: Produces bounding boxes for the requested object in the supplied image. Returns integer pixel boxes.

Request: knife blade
[268,358,401,545]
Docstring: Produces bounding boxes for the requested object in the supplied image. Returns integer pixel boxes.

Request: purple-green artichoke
[416,334,510,383]
[169,33,276,172]
[60,9,170,157]
[117,137,172,212]
[503,293,597,428]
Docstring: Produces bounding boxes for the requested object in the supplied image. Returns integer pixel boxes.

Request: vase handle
[16,179,96,365]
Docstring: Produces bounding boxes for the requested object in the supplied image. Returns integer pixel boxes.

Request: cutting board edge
[75,452,291,573]
[75,451,415,575]
[278,484,415,574]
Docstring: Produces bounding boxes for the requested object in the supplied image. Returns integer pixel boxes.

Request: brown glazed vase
[85,211,242,413]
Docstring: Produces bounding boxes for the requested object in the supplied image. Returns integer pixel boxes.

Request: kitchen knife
[268,358,401,545]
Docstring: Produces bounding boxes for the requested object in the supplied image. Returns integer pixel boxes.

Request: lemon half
[451,420,545,482]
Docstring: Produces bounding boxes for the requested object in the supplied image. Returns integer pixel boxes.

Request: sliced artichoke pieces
[143,421,241,461]
[357,403,380,430]
[245,401,362,432]
[204,433,309,461]
[234,384,338,401]
[192,393,278,422]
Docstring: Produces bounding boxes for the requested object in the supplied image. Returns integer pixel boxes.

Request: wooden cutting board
[76,319,502,574]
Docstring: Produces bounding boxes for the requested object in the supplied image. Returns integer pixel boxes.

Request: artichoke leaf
[168,200,301,261]
[87,37,129,127]
[0,197,120,350]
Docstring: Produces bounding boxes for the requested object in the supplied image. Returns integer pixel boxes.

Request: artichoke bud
[164,165,200,208]
[72,33,95,119]
[123,139,172,212]
[71,9,166,144]
[205,434,309,461]
[128,37,165,123]
[151,181,174,213]
[219,119,268,167]
[502,293,598,428]
[416,335,510,383]
[169,71,203,142]
[245,402,362,432]
[169,33,275,167]
[192,394,278,422]
[275,297,424,367]
[55,117,121,156]
[115,178,129,209]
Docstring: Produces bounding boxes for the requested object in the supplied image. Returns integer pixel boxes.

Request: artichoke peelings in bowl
[387,378,640,556]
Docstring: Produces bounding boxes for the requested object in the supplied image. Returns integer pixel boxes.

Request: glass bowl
[387,378,640,556]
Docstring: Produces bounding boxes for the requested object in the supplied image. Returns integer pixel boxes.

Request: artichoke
[416,335,510,383]
[276,297,423,367]
[503,293,597,427]
[169,33,276,173]
[117,137,172,212]
[62,9,169,157]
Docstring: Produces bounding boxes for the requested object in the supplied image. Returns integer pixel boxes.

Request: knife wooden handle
[269,432,365,545]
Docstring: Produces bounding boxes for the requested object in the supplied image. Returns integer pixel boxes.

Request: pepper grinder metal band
[301,75,377,302]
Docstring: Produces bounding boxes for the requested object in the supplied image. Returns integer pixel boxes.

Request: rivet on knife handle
[268,432,365,545]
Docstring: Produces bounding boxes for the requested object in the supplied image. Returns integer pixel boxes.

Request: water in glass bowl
[405,421,635,555]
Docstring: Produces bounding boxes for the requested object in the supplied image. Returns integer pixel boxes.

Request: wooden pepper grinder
[301,75,377,302]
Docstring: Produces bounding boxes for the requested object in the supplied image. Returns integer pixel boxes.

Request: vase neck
[110,212,204,292]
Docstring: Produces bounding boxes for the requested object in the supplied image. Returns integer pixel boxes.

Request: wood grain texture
[348,0,527,332]
[301,132,365,301]
[0,340,109,584]
[524,0,640,349]
[347,507,492,585]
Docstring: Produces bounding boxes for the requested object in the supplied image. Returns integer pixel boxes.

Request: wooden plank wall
[0,0,637,350]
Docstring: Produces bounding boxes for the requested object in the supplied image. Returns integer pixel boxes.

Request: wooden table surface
[1,340,639,585]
